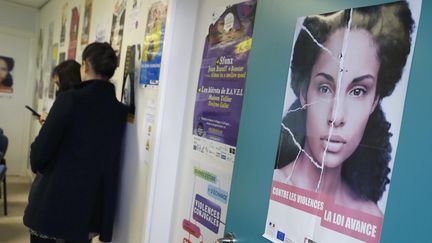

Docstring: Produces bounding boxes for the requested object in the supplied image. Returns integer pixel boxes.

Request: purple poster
[192,0,257,147]
[193,194,221,234]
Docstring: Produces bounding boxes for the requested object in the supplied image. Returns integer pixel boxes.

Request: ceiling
[3,0,49,9]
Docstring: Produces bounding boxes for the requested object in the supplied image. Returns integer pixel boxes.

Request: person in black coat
[38,60,82,125]
[24,42,128,243]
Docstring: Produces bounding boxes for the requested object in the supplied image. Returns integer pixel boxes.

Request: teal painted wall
[226,0,431,242]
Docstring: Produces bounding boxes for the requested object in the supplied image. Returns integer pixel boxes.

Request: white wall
[141,0,199,242]
[36,0,168,242]
[0,0,38,176]
[35,0,244,242]
[1,0,250,242]
[0,0,39,33]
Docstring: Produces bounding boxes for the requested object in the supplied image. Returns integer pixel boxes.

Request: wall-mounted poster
[59,52,66,63]
[33,78,40,111]
[43,22,54,98]
[121,44,141,122]
[45,22,54,74]
[0,55,15,94]
[95,16,109,42]
[263,1,422,243]
[60,3,68,46]
[141,96,157,163]
[68,7,80,60]
[180,162,232,243]
[36,29,43,68]
[139,1,167,86]
[52,44,59,65]
[192,0,257,163]
[37,69,43,99]
[81,0,93,45]
[127,0,140,32]
[110,0,126,64]
[48,44,59,99]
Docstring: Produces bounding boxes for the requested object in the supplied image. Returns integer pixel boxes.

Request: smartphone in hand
[25,105,41,118]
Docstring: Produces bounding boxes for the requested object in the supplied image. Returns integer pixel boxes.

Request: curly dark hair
[0,56,14,87]
[52,60,82,94]
[277,1,414,203]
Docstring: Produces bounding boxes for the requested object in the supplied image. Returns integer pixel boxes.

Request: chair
[0,128,8,215]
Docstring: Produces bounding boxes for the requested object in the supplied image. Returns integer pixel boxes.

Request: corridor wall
[0,0,38,176]
[33,1,432,243]
[35,0,183,242]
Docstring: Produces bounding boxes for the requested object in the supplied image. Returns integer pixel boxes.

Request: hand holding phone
[25,105,41,118]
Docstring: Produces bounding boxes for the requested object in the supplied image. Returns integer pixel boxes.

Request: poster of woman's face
[0,55,15,94]
[265,1,421,243]
[274,1,421,216]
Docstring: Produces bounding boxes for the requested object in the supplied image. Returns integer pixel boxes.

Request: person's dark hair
[0,56,14,87]
[277,1,414,203]
[52,60,81,94]
[82,42,118,79]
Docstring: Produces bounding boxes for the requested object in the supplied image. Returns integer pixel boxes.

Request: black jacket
[24,80,127,242]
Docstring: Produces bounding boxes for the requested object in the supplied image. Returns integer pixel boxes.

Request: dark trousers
[30,234,92,243]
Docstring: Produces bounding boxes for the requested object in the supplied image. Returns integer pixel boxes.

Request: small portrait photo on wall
[0,55,15,94]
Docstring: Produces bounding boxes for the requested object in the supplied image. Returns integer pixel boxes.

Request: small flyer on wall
[36,29,43,68]
[192,0,257,163]
[44,22,54,99]
[59,52,66,63]
[127,0,141,32]
[81,0,93,45]
[45,22,54,74]
[180,160,232,243]
[60,3,68,46]
[37,69,44,99]
[263,1,421,243]
[139,1,168,86]
[48,43,59,99]
[95,16,109,43]
[110,0,126,64]
[141,97,157,163]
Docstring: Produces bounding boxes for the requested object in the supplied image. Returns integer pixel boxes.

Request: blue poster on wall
[140,1,167,86]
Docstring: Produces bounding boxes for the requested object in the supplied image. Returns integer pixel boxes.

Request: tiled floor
[0,176,31,243]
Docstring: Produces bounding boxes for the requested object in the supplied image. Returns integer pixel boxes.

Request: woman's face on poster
[0,59,8,81]
[302,28,379,168]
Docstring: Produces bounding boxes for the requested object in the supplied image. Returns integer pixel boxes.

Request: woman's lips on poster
[321,135,347,153]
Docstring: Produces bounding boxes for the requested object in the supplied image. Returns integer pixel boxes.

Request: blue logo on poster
[276,231,285,241]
